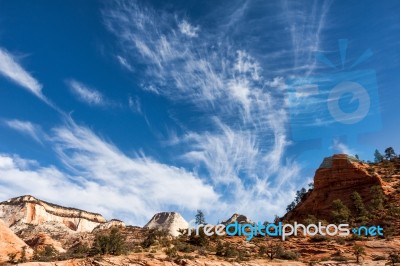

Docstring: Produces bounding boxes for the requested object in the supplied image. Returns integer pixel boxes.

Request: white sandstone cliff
[0,195,106,233]
[144,212,188,237]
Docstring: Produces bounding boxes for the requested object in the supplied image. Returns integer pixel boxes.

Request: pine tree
[195,210,206,225]
[385,147,396,160]
[374,149,384,163]
[331,199,350,223]
[350,191,368,220]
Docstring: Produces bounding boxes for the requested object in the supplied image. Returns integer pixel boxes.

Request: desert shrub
[215,242,238,258]
[215,241,224,256]
[188,228,208,247]
[388,204,400,218]
[303,215,318,225]
[91,228,126,255]
[58,243,90,260]
[223,245,238,258]
[33,245,59,262]
[372,255,386,260]
[263,240,283,260]
[165,247,178,258]
[310,235,329,242]
[335,237,346,245]
[331,255,347,261]
[175,242,195,253]
[236,250,250,262]
[197,248,207,256]
[349,233,363,241]
[276,249,300,260]
[142,229,169,248]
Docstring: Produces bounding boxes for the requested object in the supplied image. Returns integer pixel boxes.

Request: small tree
[92,228,126,255]
[331,199,350,223]
[374,149,384,163]
[195,210,206,225]
[385,147,396,160]
[352,245,366,263]
[370,185,385,211]
[295,187,307,204]
[286,202,296,212]
[265,240,282,260]
[33,245,59,262]
[351,191,368,220]
[273,215,281,225]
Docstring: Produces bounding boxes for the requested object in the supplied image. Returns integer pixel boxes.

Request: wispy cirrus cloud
[103,1,301,221]
[116,55,133,71]
[0,48,47,102]
[3,119,43,143]
[66,79,107,107]
[178,20,199,37]
[282,0,333,76]
[0,120,219,225]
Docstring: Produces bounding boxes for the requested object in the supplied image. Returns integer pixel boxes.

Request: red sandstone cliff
[285,154,383,221]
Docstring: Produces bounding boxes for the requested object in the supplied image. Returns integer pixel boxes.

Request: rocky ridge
[0,195,106,233]
[222,213,253,225]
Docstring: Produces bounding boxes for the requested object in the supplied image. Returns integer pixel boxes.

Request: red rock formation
[0,219,33,262]
[285,154,382,221]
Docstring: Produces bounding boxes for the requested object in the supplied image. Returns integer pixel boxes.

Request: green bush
[33,245,59,262]
[370,186,385,211]
[165,247,178,258]
[331,199,350,223]
[91,228,127,255]
[277,249,300,260]
[310,235,329,242]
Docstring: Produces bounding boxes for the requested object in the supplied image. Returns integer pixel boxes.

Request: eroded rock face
[0,219,33,262]
[94,219,126,231]
[223,213,253,225]
[0,195,106,233]
[285,154,382,221]
[144,212,188,237]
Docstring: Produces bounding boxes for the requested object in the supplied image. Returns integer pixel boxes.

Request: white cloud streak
[0,48,46,101]
[0,121,219,225]
[178,20,199,37]
[103,1,301,221]
[67,79,106,107]
[4,119,43,143]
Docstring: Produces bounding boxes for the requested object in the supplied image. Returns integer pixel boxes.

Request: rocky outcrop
[285,154,382,221]
[0,219,33,262]
[0,195,106,233]
[94,219,126,231]
[222,213,253,225]
[144,212,188,237]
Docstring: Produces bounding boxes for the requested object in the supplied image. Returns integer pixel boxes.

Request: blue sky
[0,0,399,225]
